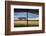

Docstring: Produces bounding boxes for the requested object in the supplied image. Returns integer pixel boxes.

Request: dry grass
[14,20,27,24]
[28,20,39,25]
[14,20,39,25]
[14,20,39,27]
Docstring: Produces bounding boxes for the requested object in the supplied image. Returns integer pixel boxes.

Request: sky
[14,12,39,18]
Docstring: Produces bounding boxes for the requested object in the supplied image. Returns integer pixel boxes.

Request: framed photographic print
[5,1,45,35]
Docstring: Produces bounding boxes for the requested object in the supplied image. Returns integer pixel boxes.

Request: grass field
[14,20,39,27]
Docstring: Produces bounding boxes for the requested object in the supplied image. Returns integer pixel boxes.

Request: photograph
[14,8,39,27]
[5,1,45,35]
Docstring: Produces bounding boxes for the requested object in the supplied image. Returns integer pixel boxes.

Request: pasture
[14,20,39,27]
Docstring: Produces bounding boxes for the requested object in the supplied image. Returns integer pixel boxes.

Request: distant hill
[14,17,39,20]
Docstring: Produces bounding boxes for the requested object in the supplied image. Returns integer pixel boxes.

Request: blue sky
[14,12,39,18]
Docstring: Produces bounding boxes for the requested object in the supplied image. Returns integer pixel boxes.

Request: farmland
[14,20,39,27]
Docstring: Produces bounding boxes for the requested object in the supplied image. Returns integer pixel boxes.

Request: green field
[14,20,39,27]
